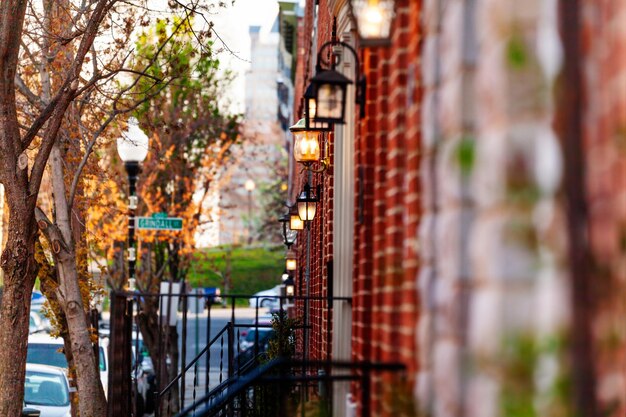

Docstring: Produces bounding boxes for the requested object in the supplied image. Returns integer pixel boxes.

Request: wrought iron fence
[107,289,352,417]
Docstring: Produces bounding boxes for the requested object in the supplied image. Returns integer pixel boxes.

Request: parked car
[239,315,273,339]
[30,304,52,333]
[29,312,46,334]
[27,333,109,397]
[235,328,276,373]
[24,363,71,417]
[239,328,275,353]
[249,286,282,309]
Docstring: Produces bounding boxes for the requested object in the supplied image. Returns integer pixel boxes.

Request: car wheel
[260,299,271,308]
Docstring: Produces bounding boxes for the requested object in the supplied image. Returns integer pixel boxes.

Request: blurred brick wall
[289,0,626,415]
[419,0,569,416]
[580,1,626,413]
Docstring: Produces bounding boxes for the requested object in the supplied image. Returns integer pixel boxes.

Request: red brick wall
[291,0,421,413]
[352,0,421,413]
[292,0,335,364]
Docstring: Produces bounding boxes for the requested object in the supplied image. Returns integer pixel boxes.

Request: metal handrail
[158,322,232,398]
[176,358,288,417]
[175,358,407,417]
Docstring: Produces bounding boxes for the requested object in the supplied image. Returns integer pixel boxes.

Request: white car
[249,286,282,309]
[24,363,71,417]
[27,333,109,397]
[30,304,52,333]
[29,312,46,334]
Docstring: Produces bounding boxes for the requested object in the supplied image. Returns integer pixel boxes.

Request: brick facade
[291,0,421,414]
[352,1,421,414]
[287,0,626,416]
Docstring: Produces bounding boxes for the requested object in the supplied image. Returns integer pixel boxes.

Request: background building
[197,22,287,247]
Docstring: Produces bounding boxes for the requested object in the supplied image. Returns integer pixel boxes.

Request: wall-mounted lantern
[279,213,297,248]
[284,275,295,298]
[285,249,298,271]
[290,118,330,173]
[307,70,353,125]
[296,182,319,225]
[350,0,396,46]
[305,31,366,125]
[303,84,332,131]
[289,205,305,231]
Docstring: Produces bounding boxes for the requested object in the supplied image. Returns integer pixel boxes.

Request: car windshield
[27,343,68,369]
[24,370,69,407]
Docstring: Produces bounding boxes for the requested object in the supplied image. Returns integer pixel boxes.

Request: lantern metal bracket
[299,140,330,174]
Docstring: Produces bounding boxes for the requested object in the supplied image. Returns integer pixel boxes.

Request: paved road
[176,306,268,366]
[174,306,273,405]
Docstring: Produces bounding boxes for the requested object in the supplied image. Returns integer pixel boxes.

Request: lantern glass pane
[290,214,304,230]
[297,200,317,221]
[316,83,345,121]
[352,0,394,41]
[286,285,295,297]
[293,131,321,163]
[286,258,297,271]
[308,97,317,119]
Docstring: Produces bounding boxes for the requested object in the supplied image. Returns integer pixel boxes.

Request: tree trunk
[37,141,107,417]
[58,250,107,417]
[0,206,38,416]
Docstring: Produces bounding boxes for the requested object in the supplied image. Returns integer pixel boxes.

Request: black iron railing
[175,359,406,417]
[108,290,351,417]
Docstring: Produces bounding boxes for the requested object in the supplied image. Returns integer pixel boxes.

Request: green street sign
[136,216,183,231]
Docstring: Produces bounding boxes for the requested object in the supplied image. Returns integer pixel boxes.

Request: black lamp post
[117,117,149,290]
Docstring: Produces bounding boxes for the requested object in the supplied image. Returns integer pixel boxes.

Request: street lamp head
[244,179,256,192]
[117,117,149,163]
